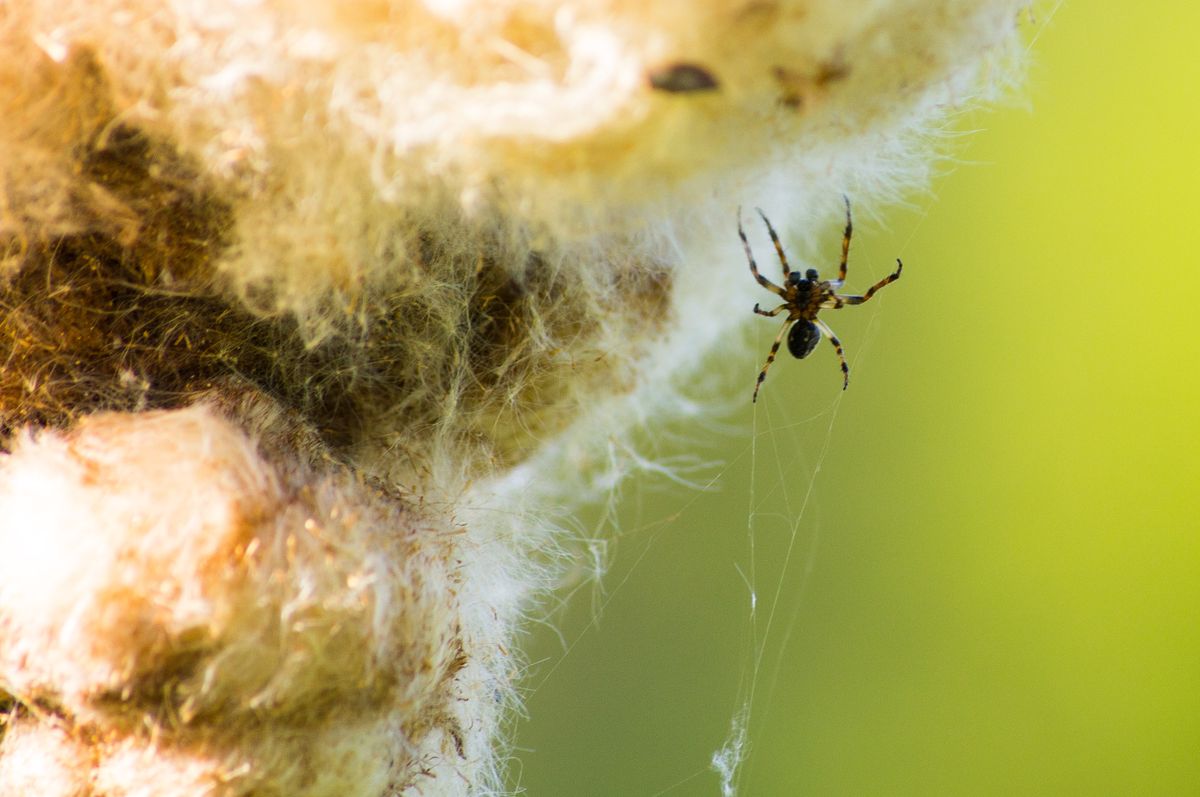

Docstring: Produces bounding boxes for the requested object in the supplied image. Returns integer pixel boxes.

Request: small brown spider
[741,197,902,401]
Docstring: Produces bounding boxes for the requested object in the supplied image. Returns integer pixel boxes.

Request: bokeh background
[510,3,1199,794]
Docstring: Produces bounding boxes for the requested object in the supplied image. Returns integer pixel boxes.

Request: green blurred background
[510,3,1199,794]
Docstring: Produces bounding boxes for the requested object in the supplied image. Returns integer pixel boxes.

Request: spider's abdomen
[787,320,820,359]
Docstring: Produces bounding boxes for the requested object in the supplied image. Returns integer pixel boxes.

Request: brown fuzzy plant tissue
[0,1,1027,794]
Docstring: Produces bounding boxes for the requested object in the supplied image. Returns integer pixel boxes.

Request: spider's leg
[814,318,850,390]
[837,195,852,284]
[739,208,787,298]
[754,302,789,317]
[835,258,903,305]
[754,207,792,281]
[752,318,792,403]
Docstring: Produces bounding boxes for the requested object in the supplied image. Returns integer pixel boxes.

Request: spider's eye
[787,271,802,286]
[805,268,819,280]
[787,320,821,359]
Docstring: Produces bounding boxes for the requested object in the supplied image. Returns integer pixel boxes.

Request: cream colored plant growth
[0,1,1026,794]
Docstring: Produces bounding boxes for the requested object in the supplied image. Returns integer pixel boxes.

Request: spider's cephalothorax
[740,197,903,402]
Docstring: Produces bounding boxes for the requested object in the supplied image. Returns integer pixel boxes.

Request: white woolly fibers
[0,1,1028,794]
[0,404,469,793]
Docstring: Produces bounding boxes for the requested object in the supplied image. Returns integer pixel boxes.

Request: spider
[741,197,902,402]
